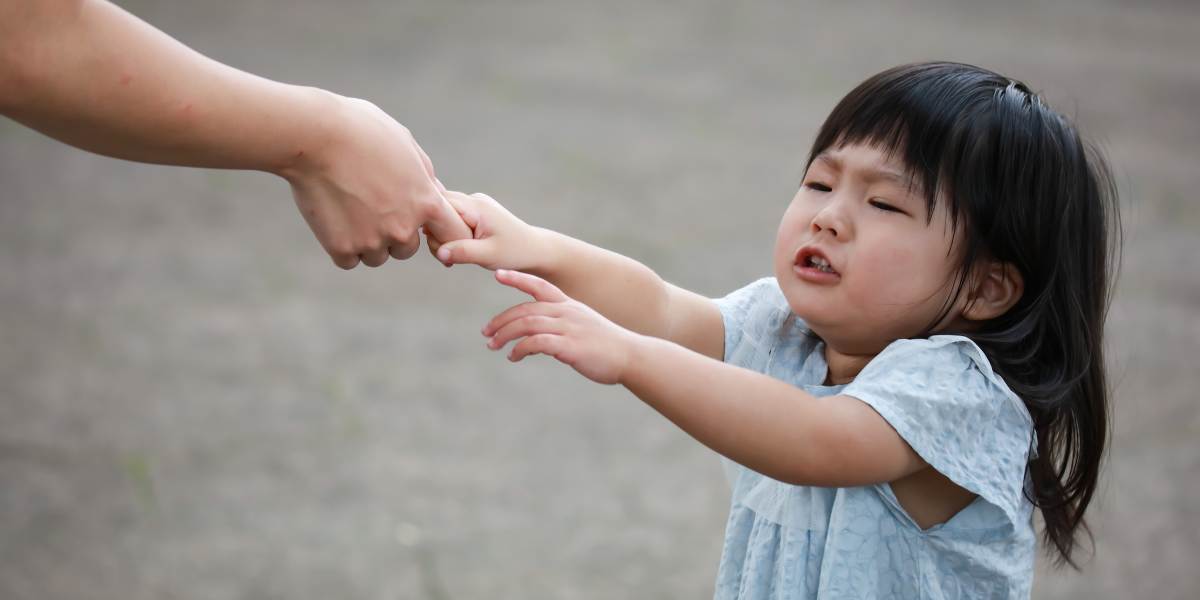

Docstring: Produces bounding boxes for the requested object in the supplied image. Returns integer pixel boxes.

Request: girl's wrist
[523,227,570,278]
[614,331,654,388]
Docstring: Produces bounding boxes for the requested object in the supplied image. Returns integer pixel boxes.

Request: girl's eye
[870,200,903,213]
[805,182,832,192]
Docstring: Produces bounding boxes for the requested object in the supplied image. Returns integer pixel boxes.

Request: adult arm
[0,0,471,268]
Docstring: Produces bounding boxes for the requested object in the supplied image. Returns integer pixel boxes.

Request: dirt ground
[2,0,1198,598]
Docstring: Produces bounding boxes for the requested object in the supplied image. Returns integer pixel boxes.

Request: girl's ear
[962,262,1024,322]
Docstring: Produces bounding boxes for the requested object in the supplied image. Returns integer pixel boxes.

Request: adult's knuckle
[387,223,415,244]
[331,246,357,263]
[359,237,383,255]
[423,191,449,213]
[332,254,358,270]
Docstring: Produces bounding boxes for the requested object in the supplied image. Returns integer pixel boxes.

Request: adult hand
[280,97,472,269]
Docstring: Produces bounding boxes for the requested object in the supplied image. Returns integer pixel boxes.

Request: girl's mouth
[793,249,841,282]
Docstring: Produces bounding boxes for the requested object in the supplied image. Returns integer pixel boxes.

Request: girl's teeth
[808,255,834,273]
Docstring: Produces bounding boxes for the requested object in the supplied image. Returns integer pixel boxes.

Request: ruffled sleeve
[841,335,1035,528]
[712,278,778,362]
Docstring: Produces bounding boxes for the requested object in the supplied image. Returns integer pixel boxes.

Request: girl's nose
[810,196,850,238]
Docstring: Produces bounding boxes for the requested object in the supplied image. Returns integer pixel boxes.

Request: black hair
[806,62,1119,568]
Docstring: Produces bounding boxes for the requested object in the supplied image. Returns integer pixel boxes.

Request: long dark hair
[806,62,1119,568]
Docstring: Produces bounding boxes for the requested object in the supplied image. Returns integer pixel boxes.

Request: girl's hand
[483,270,641,386]
[424,189,546,271]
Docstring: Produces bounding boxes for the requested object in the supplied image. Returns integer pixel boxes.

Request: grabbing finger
[422,191,473,244]
[439,191,483,231]
[495,269,569,303]
[424,227,453,267]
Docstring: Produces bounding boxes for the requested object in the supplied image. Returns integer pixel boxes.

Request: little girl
[428,62,1117,599]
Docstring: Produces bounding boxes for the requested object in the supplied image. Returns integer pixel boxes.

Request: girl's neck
[823,346,877,386]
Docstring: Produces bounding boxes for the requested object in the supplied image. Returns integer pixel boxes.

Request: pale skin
[0,0,472,268]
[428,144,1025,529]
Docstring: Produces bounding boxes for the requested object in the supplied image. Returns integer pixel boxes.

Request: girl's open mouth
[793,248,841,281]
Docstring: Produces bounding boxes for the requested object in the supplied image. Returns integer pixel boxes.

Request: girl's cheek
[773,211,809,262]
[850,246,921,302]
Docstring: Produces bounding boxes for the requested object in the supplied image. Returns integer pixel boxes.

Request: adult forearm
[0,0,329,174]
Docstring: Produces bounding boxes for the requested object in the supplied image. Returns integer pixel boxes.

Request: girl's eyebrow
[865,167,911,189]
[812,152,843,173]
[813,152,911,189]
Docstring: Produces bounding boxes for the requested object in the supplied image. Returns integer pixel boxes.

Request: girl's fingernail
[437,247,450,261]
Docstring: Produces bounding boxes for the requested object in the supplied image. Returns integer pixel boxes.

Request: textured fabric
[711,278,1037,600]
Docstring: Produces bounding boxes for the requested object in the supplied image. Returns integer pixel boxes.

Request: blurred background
[2,0,1198,598]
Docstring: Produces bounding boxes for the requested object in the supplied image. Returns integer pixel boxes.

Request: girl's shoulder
[712,277,799,332]
[859,335,1034,427]
[842,335,1036,528]
[712,277,787,318]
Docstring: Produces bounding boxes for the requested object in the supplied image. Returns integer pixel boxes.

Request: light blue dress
[712,278,1037,600]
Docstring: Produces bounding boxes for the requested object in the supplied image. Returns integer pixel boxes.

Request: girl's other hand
[424,189,545,271]
[483,270,640,386]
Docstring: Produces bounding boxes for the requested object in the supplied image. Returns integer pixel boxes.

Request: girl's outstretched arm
[432,192,724,359]
[485,270,926,488]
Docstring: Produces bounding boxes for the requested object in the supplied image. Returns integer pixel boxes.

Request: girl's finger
[487,314,566,350]
[482,301,557,336]
[422,227,453,267]
[436,237,494,266]
[508,333,566,363]
[496,269,569,303]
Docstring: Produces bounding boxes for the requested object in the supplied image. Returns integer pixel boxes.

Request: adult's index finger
[422,194,473,242]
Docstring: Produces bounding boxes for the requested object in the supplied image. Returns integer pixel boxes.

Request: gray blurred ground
[2,0,1199,598]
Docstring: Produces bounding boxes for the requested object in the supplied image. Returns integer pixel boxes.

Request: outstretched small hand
[483,270,639,386]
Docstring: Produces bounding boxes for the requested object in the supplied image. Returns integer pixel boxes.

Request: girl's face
[774,143,964,356]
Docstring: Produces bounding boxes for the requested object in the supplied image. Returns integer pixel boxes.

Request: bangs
[806,62,1027,228]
